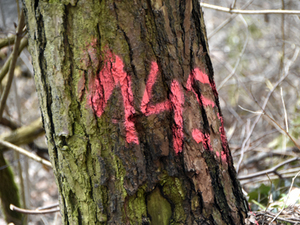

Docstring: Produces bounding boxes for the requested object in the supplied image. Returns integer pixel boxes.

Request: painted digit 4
[88,50,139,144]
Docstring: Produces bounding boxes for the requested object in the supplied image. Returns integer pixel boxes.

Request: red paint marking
[87,50,139,144]
[221,151,227,163]
[215,151,227,163]
[141,63,183,153]
[170,80,185,153]
[85,45,226,156]
[141,62,171,115]
[187,68,210,89]
[218,113,228,162]
[193,68,210,84]
[201,95,215,107]
[192,129,211,150]
[187,69,215,108]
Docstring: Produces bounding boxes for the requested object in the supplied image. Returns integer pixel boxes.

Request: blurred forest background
[0,0,299,224]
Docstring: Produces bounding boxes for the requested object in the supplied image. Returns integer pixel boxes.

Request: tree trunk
[23,0,248,224]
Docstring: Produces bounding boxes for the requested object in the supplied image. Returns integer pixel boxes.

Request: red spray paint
[186,68,215,108]
[170,80,185,154]
[86,46,227,156]
[217,113,228,162]
[201,96,215,107]
[87,50,139,144]
[141,63,184,153]
[141,62,171,115]
[192,129,211,150]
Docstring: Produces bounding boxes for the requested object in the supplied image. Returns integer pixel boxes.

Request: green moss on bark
[147,187,172,225]
[160,173,186,224]
[126,184,148,223]
[0,153,22,225]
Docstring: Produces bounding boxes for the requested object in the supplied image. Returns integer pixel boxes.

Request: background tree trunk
[23,0,248,224]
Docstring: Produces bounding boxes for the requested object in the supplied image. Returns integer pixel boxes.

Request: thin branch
[231,0,237,9]
[236,47,300,172]
[200,3,300,15]
[37,203,59,210]
[0,117,19,129]
[0,140,52,168]
[0,35,15,49]
[16,0,20,20]
[0,37,28,83]
[208,0,254,39]
[0,0,6,28]
[10,204,59,214]
[0,10,26,119]
[241,172,300,185]
[238,157,299,180]
[279,0,286,75]
[0,118,44,151]
[281,90,288,130]
[241,147,298,166]
[217,14,249,91]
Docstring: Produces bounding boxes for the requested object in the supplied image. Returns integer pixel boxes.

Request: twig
[37,203,59,210]
[279,0,286,76]
[0,140,52,168]
[231,0,237,9]
[200,3,300,15]
[241,172,300,185]
[238,157,299,180]
[0,117,44,151]
[16,0,20,19]
[236,47,300,172]
[0,0,6,28]
[10,204,59,214]
[238,105,262,115]
[0,117,19,129]
[240,147,298,166]
[0,37,28,83]
[207,0,253,39]
[217,14,249,91]
[0,35,15,49]
[280,87,288,151]
[0,10,26,119]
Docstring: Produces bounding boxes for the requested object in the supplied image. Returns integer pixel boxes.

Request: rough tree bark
[23,0,248,224]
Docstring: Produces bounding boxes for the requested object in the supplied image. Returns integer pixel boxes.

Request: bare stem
[10,204,59,214]
[0,10,26,119]
[0,140,52,168]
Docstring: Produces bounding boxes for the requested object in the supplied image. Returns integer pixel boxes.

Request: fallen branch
[238,157,299,180]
